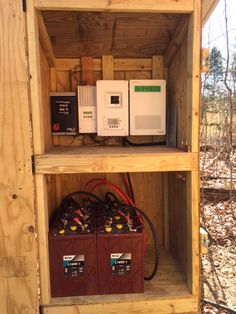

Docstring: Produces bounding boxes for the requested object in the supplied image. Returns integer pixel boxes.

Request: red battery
[97,232,144,294]
[48,233,97,297]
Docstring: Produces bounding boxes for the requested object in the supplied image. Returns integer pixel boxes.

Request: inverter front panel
[129,80,166,136]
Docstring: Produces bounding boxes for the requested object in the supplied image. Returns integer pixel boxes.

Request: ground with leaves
[200,151,236,313]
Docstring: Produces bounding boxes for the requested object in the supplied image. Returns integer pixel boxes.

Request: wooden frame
[25,1,201,313]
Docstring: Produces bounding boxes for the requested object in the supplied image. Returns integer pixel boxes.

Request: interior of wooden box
[38,10,190,153]
[45,171,191,302]
[36,9,194,303]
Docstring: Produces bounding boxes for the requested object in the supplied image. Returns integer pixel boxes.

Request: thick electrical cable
[118,204,159,281]
[105,191,121,204]
[61,191,103,209]
[122,137,166,147]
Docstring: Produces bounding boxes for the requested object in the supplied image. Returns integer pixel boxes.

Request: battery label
[63,255,84,278]
[111,253,131,275]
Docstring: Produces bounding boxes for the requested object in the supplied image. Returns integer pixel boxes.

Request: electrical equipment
[50,92,77,135]
[129,80,166,135]
[97,204,144,294]
[48,197,98,297]
[96,80,129,136]
[78,86,97,133]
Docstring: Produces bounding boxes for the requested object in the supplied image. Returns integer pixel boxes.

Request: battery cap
[116,224,123,230]
[105,227,112,233]
[70,225,77,231]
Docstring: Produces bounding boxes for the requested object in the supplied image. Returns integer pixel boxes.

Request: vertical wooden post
[0,0,38,313]
[152,55,164,79]
[81,57,94,85]
[102,55,114,80]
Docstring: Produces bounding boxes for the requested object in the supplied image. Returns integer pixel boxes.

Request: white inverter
[96,80,129,136]
[129,80,166,136]
[78,85,97,133]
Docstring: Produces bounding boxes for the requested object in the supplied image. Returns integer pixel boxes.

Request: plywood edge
[33,0,194,13]
[34,150,198,174]
[42,296,198,314]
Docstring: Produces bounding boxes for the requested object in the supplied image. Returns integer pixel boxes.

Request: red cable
[83,178,102,191]
[90,181,130,205]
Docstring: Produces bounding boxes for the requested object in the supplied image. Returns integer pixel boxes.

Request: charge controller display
[50,92,78,135]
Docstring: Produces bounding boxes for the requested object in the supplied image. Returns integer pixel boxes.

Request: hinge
[31,155,35,175]
[22,0,26,12]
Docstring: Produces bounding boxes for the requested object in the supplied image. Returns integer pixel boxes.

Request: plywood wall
[0,0,38,312]
[168,37,188,150]
[168,172,188,279]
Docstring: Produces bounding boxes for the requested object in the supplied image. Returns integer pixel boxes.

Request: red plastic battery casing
[97,232,144,294]
[48,233,97,297]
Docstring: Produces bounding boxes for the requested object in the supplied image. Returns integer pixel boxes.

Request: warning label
[63,255,84,278]
[110,253,131,275]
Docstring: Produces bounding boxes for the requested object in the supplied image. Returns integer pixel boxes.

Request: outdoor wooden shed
[0,0,219,313]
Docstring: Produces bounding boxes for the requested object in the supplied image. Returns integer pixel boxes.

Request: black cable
[202,299,236,314]
[126,173,135,203]
[105,191,121,204]
[122,137,166,147]
[60,191,103,209]
[89,134,111,144]
[118,204,159,281]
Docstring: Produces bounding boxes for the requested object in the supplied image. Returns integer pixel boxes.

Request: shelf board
[34,146,198,174]
[43,248,197,314]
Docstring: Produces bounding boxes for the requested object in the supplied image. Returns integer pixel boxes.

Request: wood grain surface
[0,0,38,313]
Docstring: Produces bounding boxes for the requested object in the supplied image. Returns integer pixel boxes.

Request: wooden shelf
[34,146,198,174]
[42,248,198,314]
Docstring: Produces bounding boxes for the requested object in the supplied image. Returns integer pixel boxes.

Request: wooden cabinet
[1,1,205,313]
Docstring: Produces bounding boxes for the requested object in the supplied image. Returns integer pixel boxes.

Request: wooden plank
[187,0,201,153]
[34,0,194,13]
[152,56,164,79]
[35,175,51,304]
[27,0,46,154]
[164,16,189,66]
[38,11,55,66]
[114,59,152,71]
[0,0,38,312]
[202,0,219,25]
[81,57,94,85]
[102,55,114,80]
[55,58,152,71]
[34,147,198,174]
[42,297,198,314]
[186,171,200,296]
[40,44,53,150]
[55,59,101,71]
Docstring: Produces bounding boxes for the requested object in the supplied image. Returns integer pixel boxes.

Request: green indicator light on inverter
[134,86,161,92]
